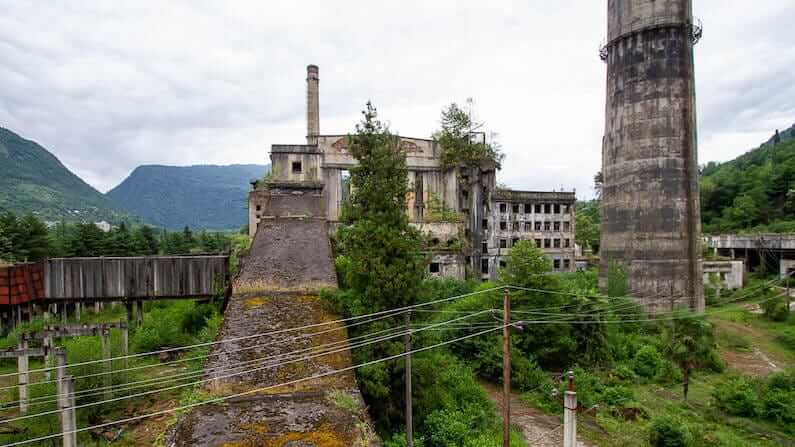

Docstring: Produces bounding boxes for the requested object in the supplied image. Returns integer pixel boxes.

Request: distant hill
[107,164,270,230]
[700,123,795,233]
[0,127,129,223]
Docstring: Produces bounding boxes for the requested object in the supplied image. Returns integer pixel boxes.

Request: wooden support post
[502,288,511,447]
[405,311,413,447]
[59,374,77,447]
[100,325,112,401]
[17,334,29,414]
[563,370,577,447]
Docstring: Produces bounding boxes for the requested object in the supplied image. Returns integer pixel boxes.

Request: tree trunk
[683,367,690,401]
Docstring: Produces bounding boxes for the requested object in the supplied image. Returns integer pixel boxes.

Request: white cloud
[0,0,793,198]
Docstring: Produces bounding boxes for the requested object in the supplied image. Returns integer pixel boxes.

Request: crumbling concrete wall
[600,0,704,313]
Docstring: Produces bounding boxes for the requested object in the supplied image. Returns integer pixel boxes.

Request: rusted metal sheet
[0,263,45,305]
[42,256,229,301]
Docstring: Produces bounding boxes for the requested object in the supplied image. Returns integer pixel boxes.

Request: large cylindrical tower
[599,0,704,313]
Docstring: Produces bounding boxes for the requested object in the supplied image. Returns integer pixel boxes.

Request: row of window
[488,220,571,232]
[480,257,571,274]
[483,237,571,251]
[498,202,571,215]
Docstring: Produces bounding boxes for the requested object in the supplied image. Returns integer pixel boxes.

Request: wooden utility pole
[563,370,577,447]
[502,288,511,447]
[405,311,413,447]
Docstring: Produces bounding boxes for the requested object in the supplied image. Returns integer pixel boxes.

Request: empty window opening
[554,221,561,231]
[554,239,561,248]
[500,221,507,230]
[512,238,520,247]
[544,222,551,231]
[500,239,507,249]
[512,204,520,214]
[431,238,440,246]
[544,239,551,248]
[564,239,571,248]
[544,204,551,214]
[430,262,440,273]
[554,204,561,214]
[481,259,489,274]
[256,205,261,211]
[535,204,543,213]
[525,203,533,215]
[535,239,542,248]
[563,222,570,232]
[535,222,542,231]
[481,241,488,252]
[563,259,571,269]
[499,260,507,268]
[292,161,303,174]
[524,222,532,231]
[482,219,489,229]
[553,259,561,270]
[512,222,519,231]
[499,203,507,213]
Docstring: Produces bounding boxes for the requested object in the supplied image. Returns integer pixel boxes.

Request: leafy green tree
[336,102,427,432]
[662,313,716,400]
[434,102,503,169]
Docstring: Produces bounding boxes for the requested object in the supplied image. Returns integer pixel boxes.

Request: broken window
[255,205,261,211]
[500,221,507,230]
[554,221,561,231]
[500,239,507,248]
[563,222,570,232]
[524,222,532,231]
[499,203,507,213]
[292,161,302,174]
[564,239,570,248]
[544,239,551,248]
[481,259,489,274]
[499,260,507,268]
[525,203,533,215]
[535,221,541,231]
[554,239,561,248]
[482,219,488,229]
[544,222,551,231]
[563,204,570,213]
[481,241,488,252]
[554,204,561,214]
[512,204,520,214]
[563,259,571,269]
[512,238,519,247]
[430,262,440,273]
[430,238,440,246]
[544,203,551,214]
[535,239,542,248]
[553,259,561,270]
[535,204,543,213]
[512,222,519,231]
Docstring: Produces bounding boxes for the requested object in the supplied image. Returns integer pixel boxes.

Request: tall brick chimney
[306,64,319,144]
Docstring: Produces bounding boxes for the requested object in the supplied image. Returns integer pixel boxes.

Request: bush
[131,302,195,352]
[655,359,683,385]
[612,363,638,382]
[703,349,726,373]
[712,376,759,417]
[633,345,663,379]
[775,327,795,351]
[511,355,551,392]
[648,415,693,447]
[761,388,795,425]
[181,302,217,335]
[602,385,635,407]
[760,294,789,322]
[767,369,795,391]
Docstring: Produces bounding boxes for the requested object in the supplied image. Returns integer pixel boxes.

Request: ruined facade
[250,65,576,280]
[599,0,704,312]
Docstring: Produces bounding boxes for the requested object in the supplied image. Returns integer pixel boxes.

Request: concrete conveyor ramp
[169,217,378,446]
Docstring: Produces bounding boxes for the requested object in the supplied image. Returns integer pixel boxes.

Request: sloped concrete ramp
[169,217,377,446]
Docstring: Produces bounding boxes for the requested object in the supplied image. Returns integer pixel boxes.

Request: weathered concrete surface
[599,0,704,313]
[169,217,377,446]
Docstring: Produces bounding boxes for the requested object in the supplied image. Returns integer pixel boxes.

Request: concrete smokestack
[306,64,319,144]
[599,0,704,313]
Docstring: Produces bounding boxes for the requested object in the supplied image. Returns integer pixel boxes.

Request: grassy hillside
[0,127,129,223]
[107,164,269,230]
[701,124,795,233]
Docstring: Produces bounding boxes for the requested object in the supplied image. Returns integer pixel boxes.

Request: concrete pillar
[55,347,67,408]
[100,326,112,401]
[563,390,577,447]
[44,331,54,381]
[59,374,77,447]
[17,335,29,414]
[75,302,81,322]
[306,64,320,144]
[120,321,129,379]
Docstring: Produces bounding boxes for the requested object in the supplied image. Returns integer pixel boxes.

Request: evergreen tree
[133,226,160,255]
[67,223,108,257]
[108,222,133,256]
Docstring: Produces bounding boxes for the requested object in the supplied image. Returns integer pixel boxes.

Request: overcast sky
[1,1,793,198]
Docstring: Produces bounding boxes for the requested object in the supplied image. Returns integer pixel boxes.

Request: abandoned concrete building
[249,65,576,280]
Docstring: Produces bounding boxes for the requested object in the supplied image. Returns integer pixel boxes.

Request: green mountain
[700,123,795,233]
[0,127,129,223]
[107,164,270,230]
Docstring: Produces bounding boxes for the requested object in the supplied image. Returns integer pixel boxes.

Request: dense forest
[0,211,237,264]
[701,125,795,233]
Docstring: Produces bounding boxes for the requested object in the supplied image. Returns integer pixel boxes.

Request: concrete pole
[502,288,511,447]
[75,302,81,322]
[17,334,29,414]
[121,321,129,372]
[44,331,54,381]
[563,370,577,447]
[100,326,112,401]
[59,374,77,447]
[404,312,413,447]
[55,347,67,409]
[136,300,144,327]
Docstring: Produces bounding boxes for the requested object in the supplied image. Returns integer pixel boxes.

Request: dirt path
[482,382,593,447]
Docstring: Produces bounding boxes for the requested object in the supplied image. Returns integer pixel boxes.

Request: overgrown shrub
[612,363,638,382]
[633,345,663,379]
[181,302,217,335]
[703,349,726,373]
[602,385,635,407]
[648,415,693,447]
[131,302,195,352]
[511,355,551,392]
[760,293,789,322]
[712,376,759,417]
[775,327,795,351]
[761,388,795,425]
[655,359,683,385]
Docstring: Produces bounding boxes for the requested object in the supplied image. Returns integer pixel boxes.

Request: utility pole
[405,311,413,447]
[502,288,511,447]
[563,370,577,447]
